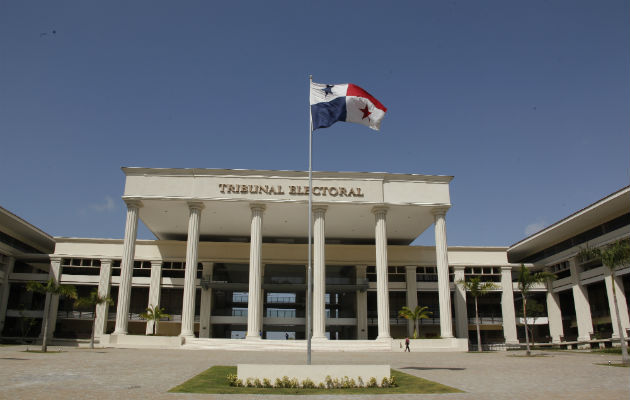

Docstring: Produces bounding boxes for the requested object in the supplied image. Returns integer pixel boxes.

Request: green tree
[579,239,630,364]
[17,304,38,343]
[26,278,77,352]
[140,305,170,336]
[74,289,113,349]
[457,277,498,352]
[398,305,432,339]
[517,299,545,346]
[517,265,555,356]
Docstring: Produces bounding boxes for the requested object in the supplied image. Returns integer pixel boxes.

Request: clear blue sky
[1,1,628,247]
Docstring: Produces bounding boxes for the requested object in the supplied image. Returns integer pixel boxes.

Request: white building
[0,168,628,351]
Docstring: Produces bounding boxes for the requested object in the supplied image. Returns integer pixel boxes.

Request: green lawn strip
[169,365,462,395]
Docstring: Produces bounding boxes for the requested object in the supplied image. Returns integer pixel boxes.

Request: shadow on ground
[401,366,465,371]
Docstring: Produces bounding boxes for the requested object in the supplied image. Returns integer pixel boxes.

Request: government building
[0,167,628,351]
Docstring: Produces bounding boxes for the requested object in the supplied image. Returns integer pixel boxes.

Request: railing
[266,309,296,318]
[468,316,503,325]
[267,296,296,304]
[368,316,443,325]
[56,311,95,320]
[232,309,247,317]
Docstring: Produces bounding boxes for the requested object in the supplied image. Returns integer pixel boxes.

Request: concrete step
[182,338,392,352]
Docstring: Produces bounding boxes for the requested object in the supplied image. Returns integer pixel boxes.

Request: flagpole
[306,75,313,365]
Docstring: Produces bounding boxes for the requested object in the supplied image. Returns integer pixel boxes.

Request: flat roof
[0,206,55,254]
[121,167,454,244]
[507,186,630,262]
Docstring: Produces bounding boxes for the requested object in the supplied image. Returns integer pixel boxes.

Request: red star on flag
[360,105,371,120]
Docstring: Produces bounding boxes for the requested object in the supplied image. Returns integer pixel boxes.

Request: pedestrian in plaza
[405,337,411,352]
[285,332,289,340]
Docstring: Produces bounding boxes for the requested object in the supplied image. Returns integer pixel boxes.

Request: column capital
[371,205,388,216]
[312,205,328,214]
[500,265,513,272]
[150,260,162,268]
[250,203,266,212]
[431,206,450,217]
[405,265,417,272]
[123,199,143,208]
[187,201,205,211]
[453,265,466,272]
[49,256,62,264]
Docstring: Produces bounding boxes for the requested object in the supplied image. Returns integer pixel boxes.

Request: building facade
[0,168,628,350]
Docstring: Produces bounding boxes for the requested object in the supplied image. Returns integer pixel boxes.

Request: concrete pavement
[0,345,628,399]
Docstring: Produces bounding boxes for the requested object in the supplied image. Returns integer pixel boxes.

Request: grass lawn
[169,366,462,395]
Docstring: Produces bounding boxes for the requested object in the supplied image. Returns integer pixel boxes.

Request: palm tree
[457,277,498,352]
[74,289,113,349]
[579,239,630,364]
[398,305,432,339]
[517,265,555,356]
[26,278,77,352]
[140,305,170,336]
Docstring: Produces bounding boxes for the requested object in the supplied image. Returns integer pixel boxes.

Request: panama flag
[310,82,387,131]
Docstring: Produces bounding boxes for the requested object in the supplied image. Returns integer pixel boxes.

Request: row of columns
[544,256,630,343]
[107,200,454,340]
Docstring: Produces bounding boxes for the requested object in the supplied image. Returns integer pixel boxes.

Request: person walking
[285,332,289,340]
[404,337,411,352]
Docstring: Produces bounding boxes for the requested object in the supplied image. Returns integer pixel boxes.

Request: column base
[112,330,127,336]
[179,331,195,338]
[376,335,392,341]
[311,335,328,341]
[246,334,263,340]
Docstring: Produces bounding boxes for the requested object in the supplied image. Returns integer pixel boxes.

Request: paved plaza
[0,344,628,399]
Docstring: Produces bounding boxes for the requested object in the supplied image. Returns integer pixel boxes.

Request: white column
[604,268,630,338]
[145,260,163,335]
[356,265,368,340]
[373,206,391,340]
[94,259,112,338]
[312,206,327,340]
[199,262,214,338]
[114,200,142,335]
[41,257,62,340]
[259,264,265,336]
[405,266,418,337]
[500,266,518,344]
[569,257,593,342]
[246,204,265,339]
[545,277,564,343]
[180,202,203,338]
[453,266,468,339]
[433,207,453,338]
[0,256,15,334]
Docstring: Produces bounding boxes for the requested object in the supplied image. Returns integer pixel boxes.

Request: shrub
[301,378,315,389]
[262,378,272,388]
[367,377,378,388]
[381,377,390,388]
[388,375,398,387]
[325,375,333,389]
[254,378,263,388]
[357,376,364,387]
[290,378,299,388]
[245,378,254,387]
[275,378,283,388]
[317,382,325,389]
[226,374,239,387]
